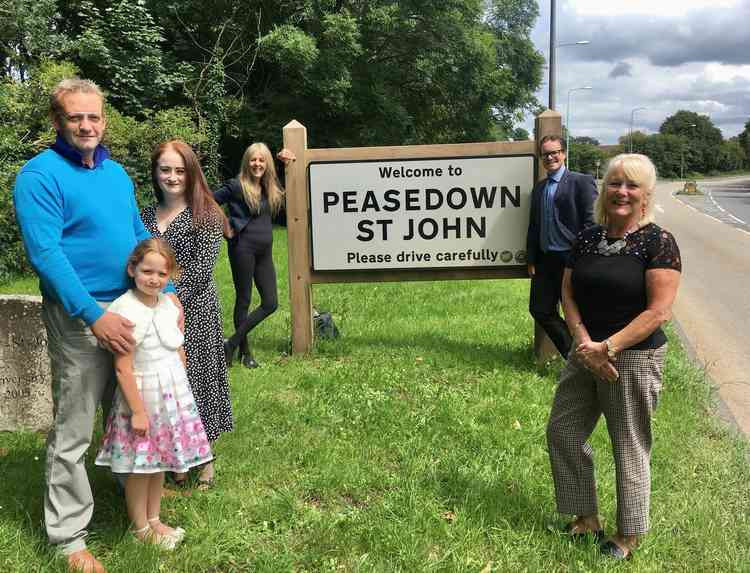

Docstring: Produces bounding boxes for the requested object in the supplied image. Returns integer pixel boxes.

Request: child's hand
[131,411,149,436]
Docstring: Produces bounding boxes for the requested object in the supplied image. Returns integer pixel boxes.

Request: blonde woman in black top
[546,153,681,560]
[215,143,293,368]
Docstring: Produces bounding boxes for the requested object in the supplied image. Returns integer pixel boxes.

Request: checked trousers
[546,345,667,535]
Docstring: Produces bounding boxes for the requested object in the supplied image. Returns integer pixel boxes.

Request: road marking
[677,186,749,230]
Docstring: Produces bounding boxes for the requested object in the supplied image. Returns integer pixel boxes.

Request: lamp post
[629,107,647,152]
[548,1,590,110]
[566,86,592,166]
[680,123,697,180]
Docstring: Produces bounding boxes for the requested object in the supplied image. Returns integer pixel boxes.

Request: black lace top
[566,223,682,349]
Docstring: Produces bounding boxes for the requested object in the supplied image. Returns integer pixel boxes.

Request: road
[654,176,750,437]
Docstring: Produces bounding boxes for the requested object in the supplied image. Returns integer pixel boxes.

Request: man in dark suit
[526,135,598,358]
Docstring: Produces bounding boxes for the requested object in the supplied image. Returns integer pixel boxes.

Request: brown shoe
[67,549,107,573]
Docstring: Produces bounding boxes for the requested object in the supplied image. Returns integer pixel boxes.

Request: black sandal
[563,521,605,542]
[600,540,633,560]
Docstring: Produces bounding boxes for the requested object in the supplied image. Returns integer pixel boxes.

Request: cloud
[608,62,632,78]
[522,0,750,143]
[567,4,750,67]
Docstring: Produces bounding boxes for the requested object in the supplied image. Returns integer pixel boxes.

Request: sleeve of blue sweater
[13,168,106,325]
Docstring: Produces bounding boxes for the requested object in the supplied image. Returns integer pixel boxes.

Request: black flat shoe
[600,540,633,560]
[223,339,237,366]
[241,353,260,368]
[563,522,605,542]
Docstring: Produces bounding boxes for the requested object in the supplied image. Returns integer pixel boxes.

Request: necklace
[596,225,639,256]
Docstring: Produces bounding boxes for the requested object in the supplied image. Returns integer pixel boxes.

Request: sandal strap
[132,525,150,535]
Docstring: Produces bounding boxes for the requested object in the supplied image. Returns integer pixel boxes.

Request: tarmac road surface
[654,176,750,438]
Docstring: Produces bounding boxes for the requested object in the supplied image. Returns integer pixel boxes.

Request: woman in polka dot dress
[140,139,234,487]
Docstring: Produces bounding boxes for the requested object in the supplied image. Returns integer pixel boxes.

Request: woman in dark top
[215,142,292,368]
[141,139,234,487]
[546,153,681,560]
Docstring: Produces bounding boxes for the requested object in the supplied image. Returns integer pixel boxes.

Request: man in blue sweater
[13,79,175,573]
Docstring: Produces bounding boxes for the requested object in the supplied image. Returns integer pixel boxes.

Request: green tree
[717,139,745,172]
[568,142,606,177]
[572,135,599,147]
[147,0,544,169]
[0,0,68,79]
[659,110,723,174]
[58,0,184,117]
[738,119,750,161]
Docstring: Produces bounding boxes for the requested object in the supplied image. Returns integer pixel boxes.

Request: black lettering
[442,218,461,238]
[342,191,357,212]
[383,189,400,212]
[357,220,374,241]
[467,217,486,238]
[425,188,443,210]
[419,218,439,239]
[362,190,380,212]
[375,219,393,240]
[379,166,393,178]
[470,186,497,208]
[403,220,415,240]
[446,187,467,209]
[323,192,339,213]
[501,186,521,208]
[405,189,420,210]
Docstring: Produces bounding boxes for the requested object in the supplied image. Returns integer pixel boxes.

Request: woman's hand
[575,341,619,383]
[131,411,149,436]
[277,148,296,164]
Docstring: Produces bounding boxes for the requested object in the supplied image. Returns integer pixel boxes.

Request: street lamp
[548,0,590,110]
[680,123,697,180]
[566,86,592,167]
[629,107,647,153]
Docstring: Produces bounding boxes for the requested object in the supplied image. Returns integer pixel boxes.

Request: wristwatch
[604,339,618,360]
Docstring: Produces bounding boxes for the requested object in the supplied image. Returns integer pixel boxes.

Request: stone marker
[0,295,53,432]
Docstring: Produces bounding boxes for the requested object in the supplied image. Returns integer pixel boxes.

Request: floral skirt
[95,353,213,474]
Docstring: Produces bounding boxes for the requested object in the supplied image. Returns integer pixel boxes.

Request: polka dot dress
[142,205,233,442]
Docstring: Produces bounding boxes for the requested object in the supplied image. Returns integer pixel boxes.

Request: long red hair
[151,139,231,237]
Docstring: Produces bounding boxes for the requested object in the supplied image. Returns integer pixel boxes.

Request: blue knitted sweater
[13,144,152,325]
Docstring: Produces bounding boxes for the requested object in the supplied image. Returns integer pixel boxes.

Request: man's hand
[131,411,149,436]
[527,263,536,277]
[166,293,185,333]
[91,311,135,354]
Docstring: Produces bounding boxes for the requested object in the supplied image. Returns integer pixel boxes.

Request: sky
[521,0,750,144]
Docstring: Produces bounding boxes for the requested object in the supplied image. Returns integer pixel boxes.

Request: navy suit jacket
[525,168,598,265]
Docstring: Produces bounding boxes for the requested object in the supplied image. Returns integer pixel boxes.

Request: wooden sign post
[283,110,562,359]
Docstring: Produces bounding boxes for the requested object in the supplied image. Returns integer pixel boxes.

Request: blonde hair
[238,142,284,215]
[49,78,105,122]
[127,238,181,281]
[594,153,657,226]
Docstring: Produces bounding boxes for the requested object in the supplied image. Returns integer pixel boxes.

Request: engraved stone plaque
[0,295,53,432]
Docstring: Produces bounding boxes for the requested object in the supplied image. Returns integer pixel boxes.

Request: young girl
[95,238,212,549]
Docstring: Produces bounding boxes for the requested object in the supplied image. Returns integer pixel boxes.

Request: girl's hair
[151,139,232,237]
[128,238,181,280]
[594,153,657,226]
[238,142,285,215]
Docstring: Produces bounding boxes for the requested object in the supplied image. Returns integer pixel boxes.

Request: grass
[1,227,749,572]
